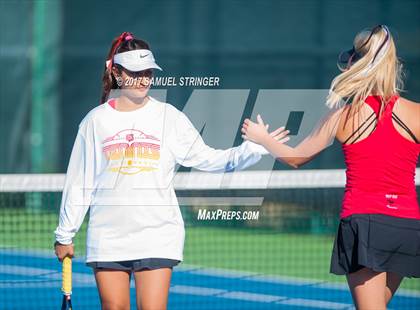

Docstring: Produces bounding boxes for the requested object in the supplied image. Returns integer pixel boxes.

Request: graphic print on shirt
[102,129,160,175]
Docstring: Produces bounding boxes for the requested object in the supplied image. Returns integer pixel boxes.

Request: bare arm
[394,97,420,142]
[241,108,344,168]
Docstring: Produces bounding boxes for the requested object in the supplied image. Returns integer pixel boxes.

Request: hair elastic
[106,32,133,70]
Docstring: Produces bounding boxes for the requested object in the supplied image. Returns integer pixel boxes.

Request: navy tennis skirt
[86,258,180,272]
[330,213,420,278]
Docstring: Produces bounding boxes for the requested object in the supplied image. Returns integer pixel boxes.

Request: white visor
[109,49,162,72]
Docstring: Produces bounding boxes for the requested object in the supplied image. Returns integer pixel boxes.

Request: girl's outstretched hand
[241,114,290,145]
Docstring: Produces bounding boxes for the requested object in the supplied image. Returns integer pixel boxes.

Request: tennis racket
[61,256,73,310]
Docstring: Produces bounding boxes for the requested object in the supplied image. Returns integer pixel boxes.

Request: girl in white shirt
[54,32,288,310]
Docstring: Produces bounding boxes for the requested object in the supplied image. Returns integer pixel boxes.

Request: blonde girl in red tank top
[242,25,420,310]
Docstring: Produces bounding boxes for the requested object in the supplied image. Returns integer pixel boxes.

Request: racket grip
[62,256,72,295]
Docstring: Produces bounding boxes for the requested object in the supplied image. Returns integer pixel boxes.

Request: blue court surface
[1,250,419,309]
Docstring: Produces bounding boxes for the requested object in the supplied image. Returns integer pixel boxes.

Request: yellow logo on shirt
[102,129,160,175]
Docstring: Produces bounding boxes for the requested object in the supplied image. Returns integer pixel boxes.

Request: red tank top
[341,95,420,219]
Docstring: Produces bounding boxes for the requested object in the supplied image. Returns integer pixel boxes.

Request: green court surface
[1,208,419,292]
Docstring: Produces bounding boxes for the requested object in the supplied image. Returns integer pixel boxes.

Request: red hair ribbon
[106,32,134,70]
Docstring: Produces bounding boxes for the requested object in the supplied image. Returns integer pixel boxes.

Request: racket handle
[62,256,72,296]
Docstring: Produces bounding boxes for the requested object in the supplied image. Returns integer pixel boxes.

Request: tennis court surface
[1,171,419,309]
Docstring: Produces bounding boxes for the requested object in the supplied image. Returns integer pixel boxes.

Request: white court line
[0,265,95,288]
[0,265,95,283]
[170,285,226,296]
[315,282,420,298]
[188,267,259,279]
[181,263,420,298]
[0,265,405,309]
[170,285,352,309]
[1,264,348,309]
[181,263,321,285]
[276,298,354,309]
[220,291,286,303]
[1,250,419,298]
[242,274,323,286]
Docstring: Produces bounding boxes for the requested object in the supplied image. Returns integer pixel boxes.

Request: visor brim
[120,62,163,72]
[337,48,356,65]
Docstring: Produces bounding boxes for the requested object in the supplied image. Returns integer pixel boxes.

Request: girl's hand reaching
[242,114,290,145]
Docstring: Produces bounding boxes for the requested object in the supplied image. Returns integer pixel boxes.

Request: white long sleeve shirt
[54,96,267,262]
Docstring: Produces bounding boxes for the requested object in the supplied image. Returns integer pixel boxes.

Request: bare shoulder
[395,96,420,139]
[396,97,420,118]
[335,104,353,141]
[398,97,420,109]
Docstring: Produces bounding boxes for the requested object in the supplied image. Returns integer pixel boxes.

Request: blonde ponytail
[327,26,404,117]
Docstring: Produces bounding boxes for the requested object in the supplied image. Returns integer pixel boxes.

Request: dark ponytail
[100,32,151,104]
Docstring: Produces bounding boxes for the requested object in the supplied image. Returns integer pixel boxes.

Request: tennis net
[1,170,419,309]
